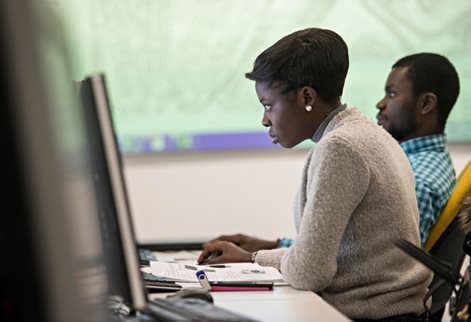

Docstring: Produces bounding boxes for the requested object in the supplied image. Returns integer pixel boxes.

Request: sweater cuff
[253,248,288,271]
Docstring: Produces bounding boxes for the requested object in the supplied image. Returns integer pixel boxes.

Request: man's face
[376,67,419,142]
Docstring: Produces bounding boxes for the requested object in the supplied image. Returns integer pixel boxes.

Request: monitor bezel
[87,74,147,310]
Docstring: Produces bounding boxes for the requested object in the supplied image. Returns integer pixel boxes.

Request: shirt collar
[312,104,347,143]
[400,134,447,155]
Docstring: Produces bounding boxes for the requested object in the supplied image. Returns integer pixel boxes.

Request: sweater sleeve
[253,248,288,270]
[279,137,370,291]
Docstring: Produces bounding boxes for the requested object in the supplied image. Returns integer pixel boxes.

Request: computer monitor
[1,2,108,322]
[77,74,147,310]
[76,74,257,322]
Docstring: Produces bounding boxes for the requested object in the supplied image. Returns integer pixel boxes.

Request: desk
[148,251,351,322]
[149,286,350,321]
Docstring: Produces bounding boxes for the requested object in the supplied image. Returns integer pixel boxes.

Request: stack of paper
[149,261,286,285]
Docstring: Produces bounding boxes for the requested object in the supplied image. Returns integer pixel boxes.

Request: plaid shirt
[400,134,456,246]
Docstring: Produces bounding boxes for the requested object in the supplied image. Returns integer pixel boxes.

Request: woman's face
[255,81,313,148]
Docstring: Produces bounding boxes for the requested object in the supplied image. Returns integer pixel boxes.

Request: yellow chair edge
[424,160,471,252]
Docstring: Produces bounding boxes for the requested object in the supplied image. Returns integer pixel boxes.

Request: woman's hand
[208,234,278,252]
[197,240,252,264]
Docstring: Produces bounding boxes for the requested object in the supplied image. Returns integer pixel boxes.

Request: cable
[423,279,454,322]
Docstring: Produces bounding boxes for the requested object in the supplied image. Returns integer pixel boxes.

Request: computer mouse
[166,289,214,303]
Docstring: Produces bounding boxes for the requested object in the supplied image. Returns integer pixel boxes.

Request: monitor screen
[78,74,147,310]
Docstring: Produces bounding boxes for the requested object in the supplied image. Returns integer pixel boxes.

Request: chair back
[425,161,471,251]
[424,160,471,314]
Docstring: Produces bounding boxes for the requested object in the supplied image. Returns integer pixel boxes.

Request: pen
[186,265,215,272]
[209,265,230,268]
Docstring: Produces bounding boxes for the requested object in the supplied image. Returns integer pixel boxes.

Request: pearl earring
[305,105,312,112]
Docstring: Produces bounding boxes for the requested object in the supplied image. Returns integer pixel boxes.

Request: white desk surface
[149,286,350,321]
[149,251,351,322]
[149,286,350,322]
[211,286,350,322]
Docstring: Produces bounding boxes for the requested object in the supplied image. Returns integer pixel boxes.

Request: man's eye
[387,91,396,98]
[264,105,272,111]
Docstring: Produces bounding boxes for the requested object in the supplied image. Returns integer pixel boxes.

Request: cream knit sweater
[254,108,432,320]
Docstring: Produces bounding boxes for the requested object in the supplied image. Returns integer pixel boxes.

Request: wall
[51,0,471,154]
[124,143,471,244]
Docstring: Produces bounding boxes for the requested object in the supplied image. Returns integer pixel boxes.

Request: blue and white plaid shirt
[400,134,456,246]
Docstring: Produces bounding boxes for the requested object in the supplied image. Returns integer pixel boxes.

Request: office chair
[423,160,471,317]
[451,192,471,322]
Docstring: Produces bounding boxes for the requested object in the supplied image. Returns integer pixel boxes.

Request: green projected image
[53,0,471,153]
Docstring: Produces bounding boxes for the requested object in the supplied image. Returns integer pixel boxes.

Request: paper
[149,261,286,284]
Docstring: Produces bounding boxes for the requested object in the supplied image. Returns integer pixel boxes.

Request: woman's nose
[262,114,271,127]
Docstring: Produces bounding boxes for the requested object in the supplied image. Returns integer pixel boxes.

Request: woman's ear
[301,86,317,106]
[418,92,438,115]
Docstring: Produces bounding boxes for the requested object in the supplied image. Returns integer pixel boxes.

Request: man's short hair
[393,53,460,126]
[245,28,349,104]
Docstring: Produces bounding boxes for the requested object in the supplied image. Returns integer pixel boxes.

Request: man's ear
[301,86,317,106]
[418,92,438,115]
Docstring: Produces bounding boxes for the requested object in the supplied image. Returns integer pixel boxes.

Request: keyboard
[142,271,171,282]
[139,248,158,265]
[141,272,182,292]
[146,298,259,322]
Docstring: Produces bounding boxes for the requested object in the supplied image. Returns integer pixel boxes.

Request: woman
[198,28,431,322]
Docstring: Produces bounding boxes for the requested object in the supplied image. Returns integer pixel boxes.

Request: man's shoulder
[408,147,448,163]
[409,149,456,193]
[407,146,454,174]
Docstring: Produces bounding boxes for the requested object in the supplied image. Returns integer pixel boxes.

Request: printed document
[150,261,286,284]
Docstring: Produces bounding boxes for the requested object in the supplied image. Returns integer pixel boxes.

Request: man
[376,53,459,245]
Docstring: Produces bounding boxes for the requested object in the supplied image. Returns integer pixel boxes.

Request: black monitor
[75,76,258,322]
[1,2,108,322]
[77,74,147,310]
